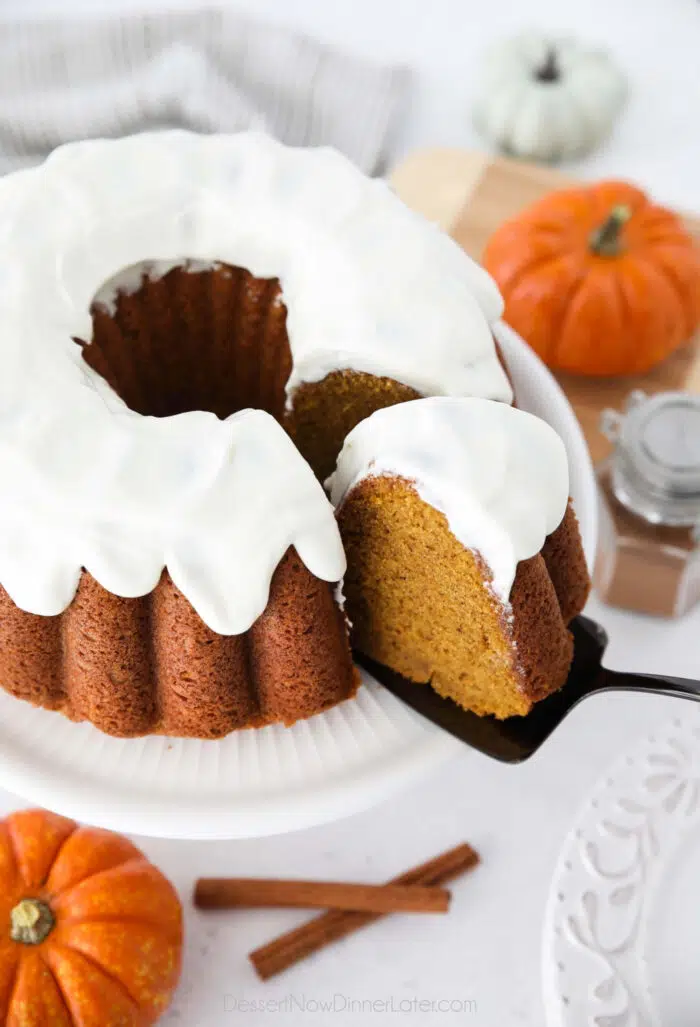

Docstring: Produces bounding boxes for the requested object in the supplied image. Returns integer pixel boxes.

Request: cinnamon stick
[249,842,479,981]
[195,878,450,914]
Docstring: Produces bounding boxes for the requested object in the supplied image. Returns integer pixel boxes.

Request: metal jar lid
[601,390,700,527]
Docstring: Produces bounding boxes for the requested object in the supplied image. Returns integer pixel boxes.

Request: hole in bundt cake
[78,258,425,484]
[78,261,292,421]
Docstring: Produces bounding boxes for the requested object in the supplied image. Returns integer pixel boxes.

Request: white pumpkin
[473,34,626,162]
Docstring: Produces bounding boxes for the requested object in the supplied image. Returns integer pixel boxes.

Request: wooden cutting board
[390,149,700,464]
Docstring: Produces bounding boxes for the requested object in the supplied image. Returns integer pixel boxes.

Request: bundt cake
[0,130,513,739]
[329,398,591,719]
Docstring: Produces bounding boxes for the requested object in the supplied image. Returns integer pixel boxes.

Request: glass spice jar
[593,390,700,618]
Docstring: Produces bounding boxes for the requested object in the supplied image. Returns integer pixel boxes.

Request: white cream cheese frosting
[0,406,346,635]
[328,397,570,603]
[0,130,511,404]
[0,130,510,632]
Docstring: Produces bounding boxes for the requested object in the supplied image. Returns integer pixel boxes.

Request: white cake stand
[0,323,597,839]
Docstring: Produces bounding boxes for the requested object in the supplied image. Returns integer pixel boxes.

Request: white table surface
[2,2,700,1025]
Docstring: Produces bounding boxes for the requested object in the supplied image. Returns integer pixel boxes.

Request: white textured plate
[543,710,700,1027]
[0,322,597,839]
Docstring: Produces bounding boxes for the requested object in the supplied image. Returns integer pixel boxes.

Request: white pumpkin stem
[535,49,560,83]
[10,897,55,945]
[590,205,632,257]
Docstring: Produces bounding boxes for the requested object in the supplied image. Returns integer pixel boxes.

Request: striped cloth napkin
[0,8,410,175]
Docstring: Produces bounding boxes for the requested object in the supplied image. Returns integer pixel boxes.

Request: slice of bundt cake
[328,398,590,719]
[0,130,513,738]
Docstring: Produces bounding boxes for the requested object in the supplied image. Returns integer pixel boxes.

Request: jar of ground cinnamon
[593,390,700,617]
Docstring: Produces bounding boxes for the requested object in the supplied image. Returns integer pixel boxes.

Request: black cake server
[355,615,700,762]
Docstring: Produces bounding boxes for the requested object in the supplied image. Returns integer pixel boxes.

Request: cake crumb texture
[338,476,587,719]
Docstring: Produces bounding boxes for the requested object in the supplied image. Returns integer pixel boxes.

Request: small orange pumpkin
[0,809,183,1026]
[483,180,700,376]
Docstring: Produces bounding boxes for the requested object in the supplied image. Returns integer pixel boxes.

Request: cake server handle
[600,668,700,703]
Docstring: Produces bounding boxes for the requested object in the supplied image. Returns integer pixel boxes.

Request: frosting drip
[0,130,510,632]
[328,397,570,603]
[0,405,345,634]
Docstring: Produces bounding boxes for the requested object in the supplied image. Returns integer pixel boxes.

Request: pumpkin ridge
[591,181,647,219]
[633,210,687,236]
[49,855,150,905]
[527,187,594,224]
[614,258,675,372]
[56,911,183,944]
[3,949,21,1016]
[649,245,700,331]
[622,254,682,312]
[47,833,146,898]
[45,942,142,1017]
[638,230,696,250]
[0,824,19,898]
[33,951,73,1024]
[518,258,584,366]
[484,245,571,299]
[38,824,82,891]
[7,813,78,890]
[550,269,593,369]
[633,251,696,334]
[633,229,692,251]
[605,260,636,370]
[502,249,572,288]
[638,205,685,230]
[523,254,587,367]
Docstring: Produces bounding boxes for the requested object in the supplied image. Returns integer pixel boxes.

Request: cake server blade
[355,615,700,763]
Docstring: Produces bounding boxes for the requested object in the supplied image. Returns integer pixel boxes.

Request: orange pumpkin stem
[10,897,55,945]
[590,204,632,257]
